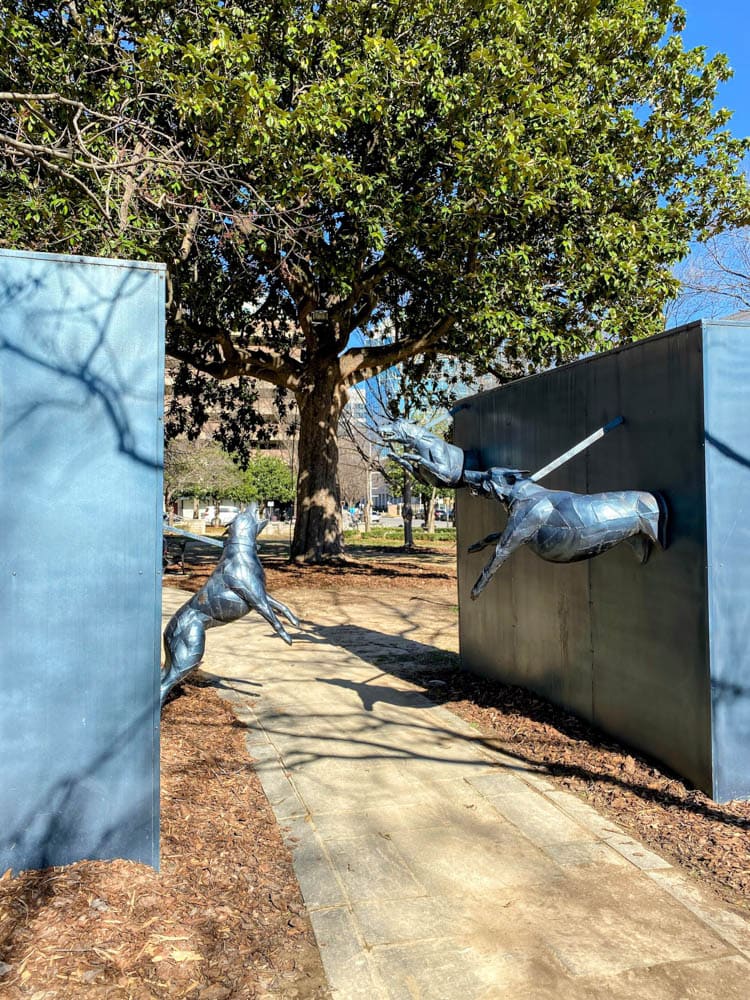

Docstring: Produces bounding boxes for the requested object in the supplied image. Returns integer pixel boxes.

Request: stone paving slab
[162,587,750,999]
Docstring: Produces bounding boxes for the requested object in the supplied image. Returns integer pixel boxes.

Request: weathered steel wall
[0,249,164,871]
[455,320,750,801]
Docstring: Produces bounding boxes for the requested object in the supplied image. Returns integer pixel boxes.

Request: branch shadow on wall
[0,259,163,887]
[704,432,750,471]
[0,264,162,475]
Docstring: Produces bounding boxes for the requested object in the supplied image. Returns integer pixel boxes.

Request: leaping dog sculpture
[464,468,667,599]
[377,416,667,601]
[380,418,465,488]
[161,504,299,706]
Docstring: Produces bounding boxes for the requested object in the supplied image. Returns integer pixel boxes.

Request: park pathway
[162,586,750,1000]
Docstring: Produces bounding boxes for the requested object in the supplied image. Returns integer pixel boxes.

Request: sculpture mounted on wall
[380,418,465,488]
[161,504,299,706]
[464,468,668,599]
[378,415,668,599]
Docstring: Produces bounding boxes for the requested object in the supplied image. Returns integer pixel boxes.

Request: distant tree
[163,438,244,523]
[377,456,418,549]
[239,454,294,513]
[667,228,750,325]
[2,1,748,561]
[163,438,201,520]
[337,433,372,510]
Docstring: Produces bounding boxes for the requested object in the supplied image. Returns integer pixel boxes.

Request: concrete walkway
[162,587,750,999]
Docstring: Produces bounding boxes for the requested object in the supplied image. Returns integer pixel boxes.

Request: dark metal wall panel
[0,250,164,871]
[456,366,595,720]
[703,322,750,801]
[455,324,715,794]
[585,330,711,792]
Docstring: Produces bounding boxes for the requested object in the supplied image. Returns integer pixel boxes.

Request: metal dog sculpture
[380,418,465,488]
[161,504,299,706]
[465,468,667,599]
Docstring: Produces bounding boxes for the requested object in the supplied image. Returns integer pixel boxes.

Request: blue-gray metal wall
[455,320,750,801]
[0,249,164,871]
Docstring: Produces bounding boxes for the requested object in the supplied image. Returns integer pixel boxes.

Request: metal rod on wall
[163,524,225,548]
[530,416,624,482]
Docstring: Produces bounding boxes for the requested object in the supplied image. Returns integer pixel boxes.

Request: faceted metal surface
[161,506,299,705]
[379,415,666,600]
[464,468,666,598]
[380,418,465,488]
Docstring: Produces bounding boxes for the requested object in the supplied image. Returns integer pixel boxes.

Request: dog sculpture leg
[268,596,300,627]
[468,531,503,553]
[470,515,538,599]
[161,607,207,706]
[228,584,294,645]
[256,600,293,645]
[384,451,417,476]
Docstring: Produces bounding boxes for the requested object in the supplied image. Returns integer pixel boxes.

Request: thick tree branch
[339,314,457,384]
[339,252,394,320]
[169,320,303,390]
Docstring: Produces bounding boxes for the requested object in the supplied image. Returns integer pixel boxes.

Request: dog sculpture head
[481,468,530,501]
[379,418,428,446]
[225,503,268,546]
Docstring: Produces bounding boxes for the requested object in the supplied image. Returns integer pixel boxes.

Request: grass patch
[345,527,456,544]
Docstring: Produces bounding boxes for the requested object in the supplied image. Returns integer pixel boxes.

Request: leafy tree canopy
[2,0,749,557]
[163,438,245,503]
[238,453,294,507]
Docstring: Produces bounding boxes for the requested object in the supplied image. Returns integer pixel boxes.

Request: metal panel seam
[700,323,717,797]
[151,267,166,870]
[0,247,167,272]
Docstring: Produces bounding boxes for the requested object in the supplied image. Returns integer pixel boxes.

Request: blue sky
[680,1,750,141]
[668,2,750,323]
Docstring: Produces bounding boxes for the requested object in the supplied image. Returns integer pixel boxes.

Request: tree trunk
[164,491,175,526]
[425,487,437,534]
[402,471,414,550]
[291,374,347,562]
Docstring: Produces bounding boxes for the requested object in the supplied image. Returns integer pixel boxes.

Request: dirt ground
[2,540,748,998]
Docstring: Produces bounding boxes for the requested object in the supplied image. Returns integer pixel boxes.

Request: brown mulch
[166,554,458,597]
[0,679,329,999]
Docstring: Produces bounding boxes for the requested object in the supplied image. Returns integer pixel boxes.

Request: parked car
[370,510,381,524]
